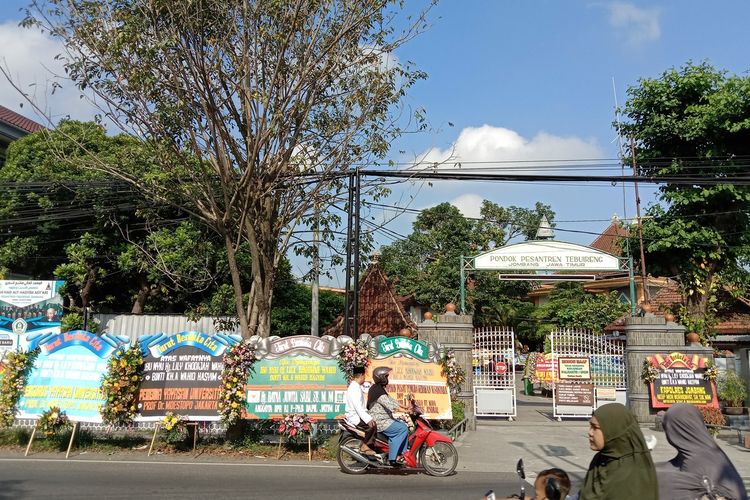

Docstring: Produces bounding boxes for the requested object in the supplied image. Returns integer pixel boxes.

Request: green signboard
[244,355,347,419]
[377,336,429,361]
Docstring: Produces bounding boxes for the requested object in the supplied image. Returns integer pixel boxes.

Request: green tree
[22,0,431,337]
[379,200,553,327]
[531,283,629,341]
[620,62,750,337]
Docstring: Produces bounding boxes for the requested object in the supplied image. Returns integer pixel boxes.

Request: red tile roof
[0,105,44,134]
[590,220,629,256]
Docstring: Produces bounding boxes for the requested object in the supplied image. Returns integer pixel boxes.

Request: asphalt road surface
[0,457,526,500]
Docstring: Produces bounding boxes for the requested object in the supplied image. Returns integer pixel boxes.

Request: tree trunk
[245,213,277,338]
[223,231,251,338]
[131,275,152,314]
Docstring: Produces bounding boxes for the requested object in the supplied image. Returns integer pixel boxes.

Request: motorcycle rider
[344,365,377,455]
[367,366,411,467]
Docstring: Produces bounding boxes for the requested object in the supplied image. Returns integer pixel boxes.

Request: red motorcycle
[337,410,459,477]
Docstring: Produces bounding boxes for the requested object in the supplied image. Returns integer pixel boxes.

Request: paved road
[0,455,526,500]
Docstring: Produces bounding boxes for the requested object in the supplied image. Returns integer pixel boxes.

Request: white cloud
[606,2,661,46]
[448,193,483,219]
[0,21,96,125]
[418,124,604,170]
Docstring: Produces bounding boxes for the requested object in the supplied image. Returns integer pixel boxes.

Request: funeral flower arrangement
[277,413,314,439]
[0,348,39,428]
[219,341,256,425]
[161,411,188,443]
[440,350,465,397]
[703,361,718,382]
[641,359,659,384]
[38,406,71,437]
[100,345,144,426]
[338,339,371,381]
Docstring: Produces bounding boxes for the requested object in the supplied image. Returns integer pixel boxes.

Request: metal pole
[628,255,637,316]
[352,170,361,338]
[460,255,466,314]
[343,173,355,338]
[311,204,319,337]
[630,137,650,303]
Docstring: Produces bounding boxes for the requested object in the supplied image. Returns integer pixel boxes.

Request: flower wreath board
[365,336,452,420]
[243,335,349,420]
[645,352,719,409]
[17,330,129,423]
[136,332,242,421]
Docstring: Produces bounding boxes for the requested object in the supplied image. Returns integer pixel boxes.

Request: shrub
[717,371,747,407]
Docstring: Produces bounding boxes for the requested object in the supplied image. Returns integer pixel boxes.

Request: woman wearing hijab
[657,403,747,500]
[579,403,658,500]
[367,366,411,466]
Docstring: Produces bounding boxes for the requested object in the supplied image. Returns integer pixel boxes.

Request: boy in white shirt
[344,365,377,455]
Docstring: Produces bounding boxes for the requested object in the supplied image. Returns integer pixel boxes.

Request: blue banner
[17,331,129,422]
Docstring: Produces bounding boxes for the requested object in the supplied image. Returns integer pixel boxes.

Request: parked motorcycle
[337,410,458,477]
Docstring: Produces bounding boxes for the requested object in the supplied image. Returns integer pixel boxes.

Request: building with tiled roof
[324,258,419,338]
[0,104,45,165]
[589,215,629,256]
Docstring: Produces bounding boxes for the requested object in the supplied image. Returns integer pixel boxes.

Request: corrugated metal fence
[93,314,241,342]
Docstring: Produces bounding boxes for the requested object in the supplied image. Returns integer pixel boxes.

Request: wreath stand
[276,434,312,461]
[148,422,200,456]
[25,421,79,459]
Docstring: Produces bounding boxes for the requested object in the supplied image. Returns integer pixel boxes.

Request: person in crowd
[657,403,747,500]
[344,365,377,456]
[534,468,571,500]
[367,366,411,466]
[578,403,658,500]
[45,307,60,322]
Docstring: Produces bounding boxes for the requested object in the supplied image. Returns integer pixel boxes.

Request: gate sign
[367,336,451,420]
[558,357,591,380]
[473,241,620,271]
[17,331,128,422]
[0,280,64,356]
[555,383,595,406]
[646,352,718,409]
[137,332,240,420]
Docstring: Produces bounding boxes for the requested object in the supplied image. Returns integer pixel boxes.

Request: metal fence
[473,326,516,419]
[550,329,626,420]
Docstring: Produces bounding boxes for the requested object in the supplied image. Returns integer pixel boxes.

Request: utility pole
[310,204,319,336]
[631,137,650,303]
[343,171,361,338]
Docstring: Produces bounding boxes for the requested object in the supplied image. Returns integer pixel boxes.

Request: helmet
[372,366,392,384]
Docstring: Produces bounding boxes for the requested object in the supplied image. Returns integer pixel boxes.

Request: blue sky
[1,1,749,285]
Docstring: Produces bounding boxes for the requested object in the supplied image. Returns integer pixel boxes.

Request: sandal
[360,446,377,456]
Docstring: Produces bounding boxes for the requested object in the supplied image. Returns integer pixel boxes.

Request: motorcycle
[337,408,459,477]
[484,459,563,500]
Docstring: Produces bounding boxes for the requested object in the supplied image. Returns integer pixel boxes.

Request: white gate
[473,326,516,419]
[550,329,626,419]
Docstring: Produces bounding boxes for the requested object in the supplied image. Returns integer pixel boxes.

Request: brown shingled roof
[0,105,44,134]
[590,219,629,256]
[323,262,417,338]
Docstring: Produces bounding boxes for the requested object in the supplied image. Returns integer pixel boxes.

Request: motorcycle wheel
[337,436,370,475]
[419,442,458,477]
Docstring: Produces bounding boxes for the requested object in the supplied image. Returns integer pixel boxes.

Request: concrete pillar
[419,312,475,430]
[624,315,712,423]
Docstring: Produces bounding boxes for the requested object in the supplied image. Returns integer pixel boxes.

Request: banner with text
[243,335,349,420]
[0,280,64,357]
[17,330,128,422]
[137,332,240,420]
[647,352,718,409]
[366,336,451,420]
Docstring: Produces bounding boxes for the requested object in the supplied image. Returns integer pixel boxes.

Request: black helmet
[372,366,392,384]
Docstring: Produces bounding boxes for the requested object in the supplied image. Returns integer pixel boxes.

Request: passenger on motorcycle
[366,366,411,467]
[344,365,377,456]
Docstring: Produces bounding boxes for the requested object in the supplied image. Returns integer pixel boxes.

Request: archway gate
[550,328,626,419]
[473,326,516,419]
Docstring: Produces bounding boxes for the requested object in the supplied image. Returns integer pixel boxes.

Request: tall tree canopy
[620,62,750,336]
[22,0,431,337]
[378,200,554,335]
